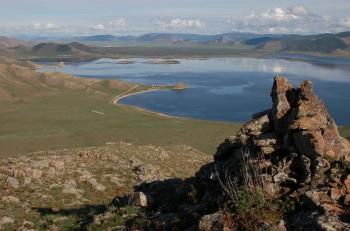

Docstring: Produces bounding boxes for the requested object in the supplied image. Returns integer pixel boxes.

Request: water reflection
[37,57,350,124]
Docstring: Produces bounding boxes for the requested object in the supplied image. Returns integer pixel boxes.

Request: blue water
[37,57,350,125]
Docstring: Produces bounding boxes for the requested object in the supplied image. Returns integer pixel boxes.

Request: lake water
[37,57,350,125]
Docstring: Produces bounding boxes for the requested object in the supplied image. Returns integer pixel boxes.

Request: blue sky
[0,0,349,36]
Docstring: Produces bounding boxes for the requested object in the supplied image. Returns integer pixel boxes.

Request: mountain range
[1,31,350,58]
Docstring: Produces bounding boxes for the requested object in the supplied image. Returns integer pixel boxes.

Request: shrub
[216,150,283,231]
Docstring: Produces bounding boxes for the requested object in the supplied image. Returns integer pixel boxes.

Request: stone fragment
[6,177,19,189]
[330,188,343,201]
[1,196,20,203]
[241,113,272,136]
[199,212,224,231]
[0,216,15,225]
[87,178,106,191]
[253,132,277,147]
[130,192,149,207]
[342,194,350,206]
[31,169,43,179]
[50,160,65,170]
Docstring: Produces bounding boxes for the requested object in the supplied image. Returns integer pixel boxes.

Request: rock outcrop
[195,77,350,230]
[123,77,350,230]
[216,77,350,163]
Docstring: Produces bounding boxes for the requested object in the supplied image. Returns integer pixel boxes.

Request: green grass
[339,126,350,138]
[1,84,349,158]
[0,87,240,157]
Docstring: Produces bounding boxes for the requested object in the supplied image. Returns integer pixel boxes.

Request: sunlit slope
[0,59,240,156]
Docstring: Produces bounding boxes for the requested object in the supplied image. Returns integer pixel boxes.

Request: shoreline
[112,86,189,120]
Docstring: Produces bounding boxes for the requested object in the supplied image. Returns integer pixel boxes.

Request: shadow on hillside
[34,203,108,229]
[33,178,200,230]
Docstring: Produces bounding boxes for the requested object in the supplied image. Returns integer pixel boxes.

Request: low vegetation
[0,142,210,230]
[0,60,240,157]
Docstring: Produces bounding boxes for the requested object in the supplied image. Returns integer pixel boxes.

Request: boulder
[198,212,224,231]
[130,192,149,207]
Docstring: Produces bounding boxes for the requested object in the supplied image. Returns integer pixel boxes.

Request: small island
[172,82,188,90]
[143,59,180,64]
[117,60,135,64]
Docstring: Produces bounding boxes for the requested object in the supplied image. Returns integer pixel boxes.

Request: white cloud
[289,5,310,16]
[339,17,350,28]
[45,22,56,29]
[226,5,350,34]
[93,24,105,30]
[259,8,297,21]
[92,18,126,31]
[33,22,56,30]
[109,18,126,28]
[154,18,204,30]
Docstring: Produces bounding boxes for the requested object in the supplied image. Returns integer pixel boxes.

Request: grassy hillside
[0,60,240,157]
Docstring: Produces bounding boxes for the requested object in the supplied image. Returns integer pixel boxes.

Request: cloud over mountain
[227,5,350,34]
[153,18,204,30]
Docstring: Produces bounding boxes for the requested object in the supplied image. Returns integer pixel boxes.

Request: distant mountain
[0,36,29,48]
[65,32,261,46]
[70,31,350,55]
[7,30,350,57]
[79,34,118,42]
[21,42,97,58]
[246,32,350,54]
[0,36,30,57]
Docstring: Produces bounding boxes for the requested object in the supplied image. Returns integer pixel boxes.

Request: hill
[73,32,259,46]
[247,33,350,55]
[1,75,349,230]
[18,31,350,57]
[0,36,28,48]
[18,42,97,59]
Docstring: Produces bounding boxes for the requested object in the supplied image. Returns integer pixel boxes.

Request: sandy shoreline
[112,86,188,120]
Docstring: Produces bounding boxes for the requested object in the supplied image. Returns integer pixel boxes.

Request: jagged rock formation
[216,77,350,162]
[123,77,350,230]
[196,77,350,230]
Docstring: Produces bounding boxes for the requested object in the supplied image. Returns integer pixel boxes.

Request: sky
[0,0,349,36]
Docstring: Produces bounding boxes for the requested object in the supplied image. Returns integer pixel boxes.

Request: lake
[37,56,350,125]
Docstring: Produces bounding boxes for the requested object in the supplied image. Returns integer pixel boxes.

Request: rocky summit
[114,77,350,230]
[196,77,350,230]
